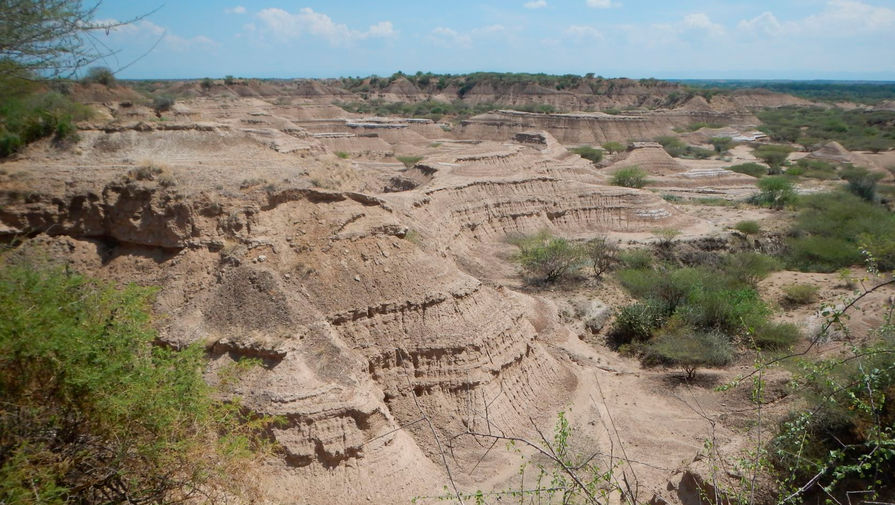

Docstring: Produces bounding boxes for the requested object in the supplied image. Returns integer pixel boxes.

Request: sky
[90,0,895,80]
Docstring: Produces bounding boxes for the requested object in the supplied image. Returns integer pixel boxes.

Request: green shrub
[581,236,618,278]
[757,106,895,152]
[611,298,670,344]
[728,162,768,178]
[0,265,275,504]
[734,220,761,235]
[569,145,603,164]
[792,158,839,180]
[152,95,175,114]
[616,259,774,339]
[753,144,793,174]
[787,191,895,271]
[710,137,734,154]
[510,231,583,284]
[724,252,782,286]
[841,166,884,202]
[781,283,819,305]
[771,329,895,499]
[751,321,802,350]
[645,328,733,378]
[751,175,797,209]
[601,141,625,154]
[611,166,648,188]
[656,136,687,157]
[335,151,350,159]
[618,249,653,269]
[83,66,116,86]
[201,77,213,89]
[0,91,90,157]
[396,155,422,168]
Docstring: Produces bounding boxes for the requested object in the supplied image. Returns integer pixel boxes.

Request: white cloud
[738,1,895,38]
[256,7,396,46]
[430,27,473,48]
[429,25,510,49]
[524,0,547,8]
[737,12,783,36]
[564,25,603,39]
[682,13,725,37]
[795,0,895,34]
[94,19,216,51]
[225,6,246,15]
[586,0,619,8]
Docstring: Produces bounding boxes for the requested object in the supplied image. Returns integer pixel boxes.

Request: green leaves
[0,264,272,504]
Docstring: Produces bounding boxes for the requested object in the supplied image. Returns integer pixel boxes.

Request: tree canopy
[0,1,145,79]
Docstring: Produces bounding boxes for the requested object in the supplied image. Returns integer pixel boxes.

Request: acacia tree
[0,0,149,79]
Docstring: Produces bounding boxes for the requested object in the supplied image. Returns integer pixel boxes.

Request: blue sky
[92,0,895,80]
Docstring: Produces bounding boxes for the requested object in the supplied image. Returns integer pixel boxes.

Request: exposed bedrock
[397,177,690,247]
[456,110,753,144]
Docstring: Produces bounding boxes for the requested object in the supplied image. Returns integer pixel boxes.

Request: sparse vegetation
[83,66,116,86]
[509,230,583,284]
[781,283,819,306]
[753,144,793,174]
[581,236,618,279]
[750,175,797,209]
[709,136,734,154]
[396,155,422,168]
[758,106,895,151]
[152,95,175,115]
[645,326,733,378]
[656,135,713,159]
[734,220,761,235]
[751,321,802,350]
[601,141,625,154]
[841,165,884,202]
[789,158,839,180]
[569,145,603,164]
[611,166,648,188]
[0,65,92,157]
[335,151,350,159]
[727,162,768,178]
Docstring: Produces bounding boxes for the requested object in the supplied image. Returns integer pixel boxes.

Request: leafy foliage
[710,136,734,154]
[581,236,618,279]
[750,175,797,209]
[751,321,802,350]
[656,135,713,159]
[734,220,761,235]
[0,74,91,157]
[611,256,777,349]
[601,141,625,154]
[509,231,583,284]
[727,162,768,178]
[787,191,895,272]
[0,265,275,504]
[772,321,895,502]
[841,166,884,202]
[396,155,423,168]
[569,145,603,164]
[0,1,136,78]
[83,66,115,86]
[611,166,648,188]
[753,144,793,173]
[758,106,895,151]
[645,326,733,378]
[781,283,819,306]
